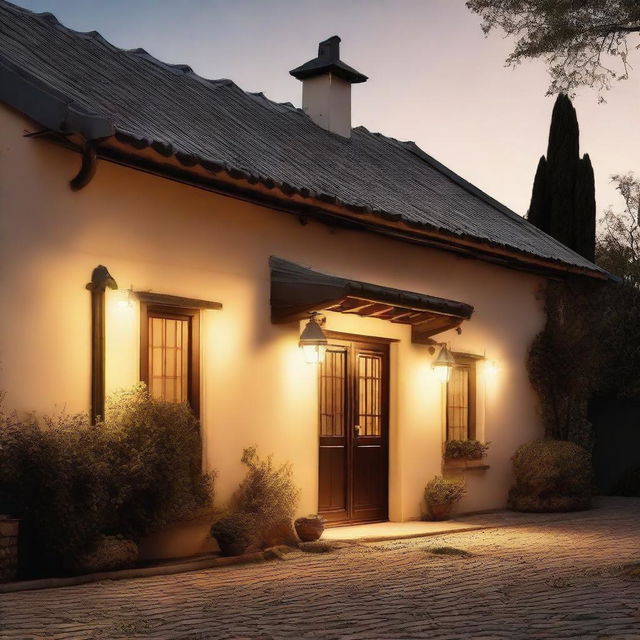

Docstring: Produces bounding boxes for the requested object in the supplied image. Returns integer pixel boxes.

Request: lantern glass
[299,313,328,364]
[433,363,451,383]
[432,344,455,383]
[302,344,327,364]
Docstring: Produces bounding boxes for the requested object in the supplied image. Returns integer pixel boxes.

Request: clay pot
[426,502,453,521]
[294,516,326,542]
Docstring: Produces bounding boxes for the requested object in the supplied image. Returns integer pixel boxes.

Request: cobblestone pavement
[1,498,639,640]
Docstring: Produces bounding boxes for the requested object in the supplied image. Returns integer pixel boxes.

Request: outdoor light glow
[299,312,328,364]
[485,360,499,376]
[432,344,455,383]
[115,288,133,309]
[433,363,452,383]
[302,344,327,364]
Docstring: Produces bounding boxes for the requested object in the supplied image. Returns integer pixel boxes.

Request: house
[0,1,607,556]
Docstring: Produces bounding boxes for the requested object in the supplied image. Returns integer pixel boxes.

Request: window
[446,355,476,441]
[140,304,200,416]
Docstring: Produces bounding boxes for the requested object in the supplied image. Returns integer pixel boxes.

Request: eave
[89,135,608,283]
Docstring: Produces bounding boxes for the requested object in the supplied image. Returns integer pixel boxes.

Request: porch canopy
[270,257,474,343]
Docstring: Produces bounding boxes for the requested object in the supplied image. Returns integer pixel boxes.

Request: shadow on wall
[591,399,640,494]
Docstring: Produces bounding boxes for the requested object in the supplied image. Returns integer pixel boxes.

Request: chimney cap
[290,35,368,84]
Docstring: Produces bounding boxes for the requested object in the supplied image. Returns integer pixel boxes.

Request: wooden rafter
[271,257,474,343]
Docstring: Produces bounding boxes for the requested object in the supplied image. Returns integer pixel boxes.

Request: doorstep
[322,519,488,543]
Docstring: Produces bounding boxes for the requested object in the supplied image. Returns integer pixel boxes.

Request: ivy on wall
[528,278,640,450]
[527,280,603,450]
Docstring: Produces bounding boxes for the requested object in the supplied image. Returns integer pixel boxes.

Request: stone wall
[0,518,19,582]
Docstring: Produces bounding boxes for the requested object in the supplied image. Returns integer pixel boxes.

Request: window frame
[140,303,201,418]
[445,354,477,441]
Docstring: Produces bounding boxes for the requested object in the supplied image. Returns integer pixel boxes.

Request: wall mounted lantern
[299,312,328,364]
[115,288,134,309]
[432,343,455,383]
[484,359,499,376]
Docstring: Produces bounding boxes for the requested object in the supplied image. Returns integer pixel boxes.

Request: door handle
[354,424,361,436]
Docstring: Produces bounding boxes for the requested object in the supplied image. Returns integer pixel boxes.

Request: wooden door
[318,338,389,525]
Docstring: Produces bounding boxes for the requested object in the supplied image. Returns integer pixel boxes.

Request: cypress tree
[574,154,596,262]
[526,93,596,261]
[528,155,549,230]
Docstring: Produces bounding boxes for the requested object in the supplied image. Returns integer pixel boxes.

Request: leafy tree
[466,0,640,96]
[527,93,596,261]
[597,173,640,284]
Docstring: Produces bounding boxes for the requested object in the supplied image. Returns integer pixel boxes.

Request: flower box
[443,458,490,471]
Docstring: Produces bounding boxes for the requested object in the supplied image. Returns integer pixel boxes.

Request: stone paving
[0,498,639,639]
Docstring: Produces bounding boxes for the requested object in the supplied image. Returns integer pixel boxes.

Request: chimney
[290,36,367,138]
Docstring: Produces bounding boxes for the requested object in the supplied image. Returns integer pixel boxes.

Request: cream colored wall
[0,105,545,524]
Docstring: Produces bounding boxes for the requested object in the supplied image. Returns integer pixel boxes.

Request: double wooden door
[318,337,389,525]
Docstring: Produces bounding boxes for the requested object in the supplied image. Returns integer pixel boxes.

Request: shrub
[508,439,592,512]
[424,476,466,505]
[613,466,640,497]
[210,513,255,556]
[444,440,489,460]
[71,536,139,574]
[232,446,300,548]
[105,386,213,539]
[0,385,213,576]
[423,475,466,520]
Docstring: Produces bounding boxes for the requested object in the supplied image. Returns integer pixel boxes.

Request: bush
[0,385,213,577]
[423,475,466,521]
[105,386,213,539]
[613,466,640,497]
[444,440,489,460]
[210,513,255,556]
[508,439,592,512]
[70,536,138,574]
[232,446,300,548]
[424,476,466,505]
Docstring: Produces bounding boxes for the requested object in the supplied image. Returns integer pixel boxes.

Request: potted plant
[0,516,19,583]
[443,440,490,470]
[423,476,466,521]
[210,513,255,556]
[294,514,326,542]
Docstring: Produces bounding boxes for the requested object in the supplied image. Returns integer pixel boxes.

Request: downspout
[86,265,118,424]
[70,139,98,191]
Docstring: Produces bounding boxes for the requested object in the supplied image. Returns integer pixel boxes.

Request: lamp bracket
[309,311,326,326]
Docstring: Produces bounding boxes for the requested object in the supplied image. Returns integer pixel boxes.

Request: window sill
[443,459,490,472]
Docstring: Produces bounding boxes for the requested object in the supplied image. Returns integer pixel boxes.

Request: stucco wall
[0,105,546,530]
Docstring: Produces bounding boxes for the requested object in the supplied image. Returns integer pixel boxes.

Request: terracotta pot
[426,502,453,521]
[294,516,326,542]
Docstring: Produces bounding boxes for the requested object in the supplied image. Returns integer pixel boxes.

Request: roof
[289,36,368,84]
[270,257,472,342]
[0,0,607,278]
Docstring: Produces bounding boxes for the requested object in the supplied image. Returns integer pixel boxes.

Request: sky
[11,0,640,220]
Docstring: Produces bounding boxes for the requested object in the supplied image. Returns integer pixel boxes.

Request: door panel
[318,348,348,522]
[318,338,389,525]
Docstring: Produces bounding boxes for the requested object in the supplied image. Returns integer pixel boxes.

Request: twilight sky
[12,0,640,221]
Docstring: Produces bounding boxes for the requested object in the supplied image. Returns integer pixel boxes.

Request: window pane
[358,353,382,436]
[447,366,469,441]
[148,315,190,404]
[319,349,346,436]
